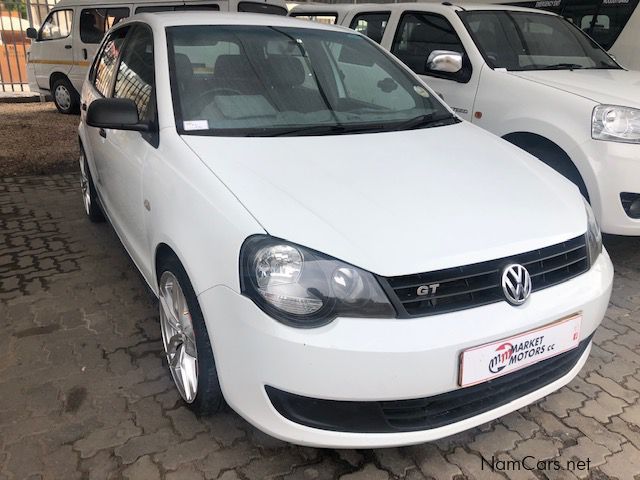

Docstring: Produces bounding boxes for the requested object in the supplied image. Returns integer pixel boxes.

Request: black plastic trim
[266,333,593,433]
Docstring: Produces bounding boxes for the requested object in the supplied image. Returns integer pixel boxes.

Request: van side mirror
[26,27,38,40]
[86,98,150,132]
[426,50,463,74]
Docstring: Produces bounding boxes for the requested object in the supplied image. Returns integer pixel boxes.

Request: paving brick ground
[0,173,639,480]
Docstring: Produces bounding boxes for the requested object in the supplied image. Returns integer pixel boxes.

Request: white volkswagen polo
[78,12,613,448]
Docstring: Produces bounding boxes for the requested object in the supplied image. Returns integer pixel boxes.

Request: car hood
[182,122,586,277]
[510,69,640,108]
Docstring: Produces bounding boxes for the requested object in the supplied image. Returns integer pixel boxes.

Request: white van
[469,0,640,71]
[290,2,640,235]
[26,0,287,113]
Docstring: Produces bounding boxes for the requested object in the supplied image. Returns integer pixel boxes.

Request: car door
[389,11,479,121]
[99,23,157,277]
[31,9,74,90]
[73,6,130,91]
[82,25,130,202]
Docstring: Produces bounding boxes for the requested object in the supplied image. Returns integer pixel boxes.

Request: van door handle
[82,48,87,60]
[81,102,87,111]
[99,128,107,138]
[64,44,72,49]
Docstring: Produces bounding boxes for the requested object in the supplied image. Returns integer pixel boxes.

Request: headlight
[592,105,640,143]
[240,236,395,327]
[584,200,602,267]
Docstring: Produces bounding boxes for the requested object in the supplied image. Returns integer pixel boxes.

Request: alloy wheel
[79,152,91,215]
[159,271,199,403]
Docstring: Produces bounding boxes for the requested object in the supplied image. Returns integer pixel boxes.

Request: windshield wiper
[250,124,348,137]
[539,63,584,70]
[387,112,459,132]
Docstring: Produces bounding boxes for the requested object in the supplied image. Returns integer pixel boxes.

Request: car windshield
[459,10,620,72]
[167,25,456,136]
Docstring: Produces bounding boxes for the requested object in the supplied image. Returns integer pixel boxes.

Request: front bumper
[198,251,613,448]
[582,139,640,235]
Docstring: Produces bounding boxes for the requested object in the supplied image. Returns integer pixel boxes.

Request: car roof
[53,0,286,8]
[289,1,555,16]
[122,10,352,31]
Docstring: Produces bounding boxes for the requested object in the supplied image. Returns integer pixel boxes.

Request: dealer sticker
[459,314,582,387]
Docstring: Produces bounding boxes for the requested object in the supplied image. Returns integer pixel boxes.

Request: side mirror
[86,98,150,132]
[426,50,463,74]
[26,27,38,40]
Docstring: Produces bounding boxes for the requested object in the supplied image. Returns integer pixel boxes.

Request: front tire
[158,256,224,415]
[52,77,80,114]
[80,148,104,223]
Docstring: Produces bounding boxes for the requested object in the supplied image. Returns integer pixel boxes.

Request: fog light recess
[621,193,640,219]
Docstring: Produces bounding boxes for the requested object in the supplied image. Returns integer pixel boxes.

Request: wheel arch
[502,131,591,202]
[49,71,72,91]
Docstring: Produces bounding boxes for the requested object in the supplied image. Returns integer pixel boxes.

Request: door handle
[81,102,87,111]
[64,44,72,49]
[82,48,87,60]
[99,128,107,138]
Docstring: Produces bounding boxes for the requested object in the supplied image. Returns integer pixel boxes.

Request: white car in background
[291,2,640,235]
[78,12,612,448]
[473,0,640,71]
[25,0,287,114]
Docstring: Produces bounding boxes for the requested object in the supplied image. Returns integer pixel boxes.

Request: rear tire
[158,255,224,416]
[52,77,80,114]
[80,148,105,223]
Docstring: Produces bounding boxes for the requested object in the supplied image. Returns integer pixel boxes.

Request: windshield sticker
[183,120,209,131]
[413,85,430,98]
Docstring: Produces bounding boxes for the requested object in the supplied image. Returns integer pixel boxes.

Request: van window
[507,0,640,50]
[39,9,73,40]
[80,8,129,44]
[114,26,155,120]
[135,4,221,13]
[460,10,619,71]
[391,12,466,75]
[349,12,390,44]
[93,27,129,96]
[237,2,287,15]
[289,13,338,24]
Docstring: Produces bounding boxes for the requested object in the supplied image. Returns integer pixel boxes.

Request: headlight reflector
[241,236,395,327]
[592,105,640,143]
[584,200,602,267]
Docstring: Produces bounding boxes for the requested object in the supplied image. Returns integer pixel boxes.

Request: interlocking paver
[579,391,627,423]
[1,174,640,479]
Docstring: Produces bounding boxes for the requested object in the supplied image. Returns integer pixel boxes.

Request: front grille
[380,235,588,318]
[266,334,592,433]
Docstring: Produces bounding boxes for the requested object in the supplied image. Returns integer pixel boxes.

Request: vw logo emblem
[501,264,532,306]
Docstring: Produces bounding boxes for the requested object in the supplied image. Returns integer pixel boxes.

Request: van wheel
[158,255,224,415]
[52,77,80,114]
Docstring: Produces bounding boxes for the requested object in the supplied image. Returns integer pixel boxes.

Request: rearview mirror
[26,27,38,40]
[87,98,150,132]
[426,50,463,74]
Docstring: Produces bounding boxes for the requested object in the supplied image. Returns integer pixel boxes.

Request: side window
[391,12,466,76]
[80,8,129,44]
[113,26,155,121]
[349,12,390,44]
[92,27,129,96]
[39,9,73,40]
[290,13,337,24]
[237,2,287,15]
[561,0,640,50]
